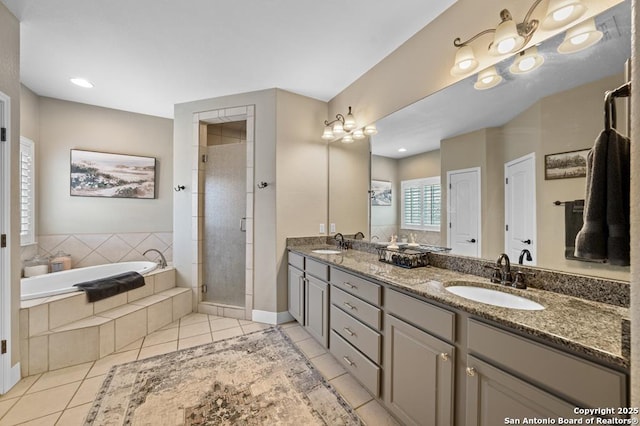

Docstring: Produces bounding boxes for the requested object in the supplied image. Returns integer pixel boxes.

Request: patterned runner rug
[85,327,360,425]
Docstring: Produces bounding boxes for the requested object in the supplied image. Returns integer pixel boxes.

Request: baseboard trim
[252,310,294,325]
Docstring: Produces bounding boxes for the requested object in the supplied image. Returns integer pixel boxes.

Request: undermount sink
[445,285,545,311]
[311,249,342,255]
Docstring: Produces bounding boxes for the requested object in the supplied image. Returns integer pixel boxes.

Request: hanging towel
[574,128,630,265]
[564,200,584,260]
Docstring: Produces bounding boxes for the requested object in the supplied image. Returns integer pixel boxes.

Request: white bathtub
[21,261,158,301]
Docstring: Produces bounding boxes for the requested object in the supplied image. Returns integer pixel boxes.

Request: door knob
[521,239,532,245]
[466,238,476,243]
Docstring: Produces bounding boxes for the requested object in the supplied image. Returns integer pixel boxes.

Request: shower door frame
[192,105,255,320]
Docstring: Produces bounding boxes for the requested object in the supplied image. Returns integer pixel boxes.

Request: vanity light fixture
[557,18,603,54]
[321,106,378,143]
[451,0,586,75]
[509,46,544,74]
[473,66,503,90]
[70,77,94,88]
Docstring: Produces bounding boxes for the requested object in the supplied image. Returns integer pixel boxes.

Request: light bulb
[352,129,365,139]
[497,37,516,54]
[333,121,344,135]
[570,33,589,45]
[321,126,334,140]
[341,135,354,144]
[364,125,378,136]
[552,5,574,22]
[518,57,536,72]
[481,76,495,84]
[474,66,502,90]
[343,108,357,131]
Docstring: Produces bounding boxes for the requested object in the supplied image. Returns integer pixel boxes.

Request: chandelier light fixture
[451,0,588,77]
[321,106,378,143]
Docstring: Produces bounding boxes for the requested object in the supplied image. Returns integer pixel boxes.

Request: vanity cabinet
[329,267,383,396]
[465,319,627,424]
[287,253,305,325]
[384,289,455,426]
[304,258,330,347]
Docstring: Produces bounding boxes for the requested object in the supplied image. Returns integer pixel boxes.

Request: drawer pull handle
[466,367,476,377]
[343,282,357,289]
[440,352,449,362]
[343,356,355,367]
[343,327,355,337]
[343,302,356,310]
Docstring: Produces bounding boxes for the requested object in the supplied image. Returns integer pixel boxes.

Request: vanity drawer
[331,286,381,330]
[331,305,381,364]
[467,319,627,408]
[330,330,380,396]
[330,267,381,305]
[306,258,329,281]
[386,289,455,342]
[288,252,304,270]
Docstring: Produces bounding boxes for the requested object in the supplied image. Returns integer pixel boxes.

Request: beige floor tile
[238,319,253,325]
[28,363,92,394]
[137,341,178,360]
[0,382,79,425]
[86,349,138,378]
[0,398,18,419]
[15,412,60,425]
[56,403,91,426]
[330,374,373,410]
[211,326,244,342]
[179,313,210,326]
[0,375,40,401]
[206,314,224,322]
[142,328,179,347]
[56,402,92,426]
[209,317,240,332]
[240,322,271,334]
[310,353,347,380]
[295,338,326,359]
[158,320,180,331]
[280,321,298,329]
[179,321,211,339]
[178,333,212,350]
[356,400,400,426]
[282,324,311,343]
[68,375,105,408]
[116,338,144,353]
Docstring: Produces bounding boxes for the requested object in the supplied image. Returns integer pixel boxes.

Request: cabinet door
[384,314,454,426]
[305,275,329,347]
[287,265,305,325]
[465,356,587,426]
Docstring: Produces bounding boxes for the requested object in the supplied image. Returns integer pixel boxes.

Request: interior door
[0,94,9,393]
[447,168,481,257]
[505,153,536,265]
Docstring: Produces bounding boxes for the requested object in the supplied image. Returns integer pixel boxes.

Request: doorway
[505,153,537,265]
[447,167,481,257]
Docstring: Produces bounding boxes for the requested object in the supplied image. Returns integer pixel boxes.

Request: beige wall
[20,85,39,143]
[0,1,21,368]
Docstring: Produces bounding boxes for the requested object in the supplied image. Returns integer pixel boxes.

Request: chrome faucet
[496,253,513,285]
[143,249,167,269]
[354,231,365,240]
[518,249,533,265]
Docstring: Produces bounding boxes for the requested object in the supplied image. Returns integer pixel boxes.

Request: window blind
[401,177,441,231]
[20,137,35,246]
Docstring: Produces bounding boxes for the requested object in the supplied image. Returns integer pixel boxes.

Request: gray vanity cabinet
[385,314,455,426]
[304,258,330,347]
[384,289,456,426]
[287,253,305,325]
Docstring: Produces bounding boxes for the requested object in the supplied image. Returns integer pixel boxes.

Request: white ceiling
[371,1,631,158]
[1,0,457,118]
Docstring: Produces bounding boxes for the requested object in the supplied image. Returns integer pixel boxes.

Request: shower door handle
[240,217,247,232]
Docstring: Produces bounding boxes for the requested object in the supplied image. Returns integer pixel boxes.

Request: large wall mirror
[328,0,630,281]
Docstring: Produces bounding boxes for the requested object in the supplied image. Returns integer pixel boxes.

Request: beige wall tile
[49,328,99,370]
[222,306,246,320]
[20,338,29,377]
[28,305,49,337]
[114,309,147,350]
[28,336,49,375]
[154,269,175,293]
[49,294,93,329]
[147,299,172,333]
[128,276,154,302]
[172,291,192,322]
[99,322,115,358]
[93,293,127,315]
[19,309,29,339]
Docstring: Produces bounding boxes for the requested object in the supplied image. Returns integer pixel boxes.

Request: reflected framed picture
[371,180,392,206]
[544,148,590,180]
[70,149,156,199]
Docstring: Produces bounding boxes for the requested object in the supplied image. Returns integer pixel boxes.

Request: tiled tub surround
[288,245,630,369]
[19,267,192,376]
[20,232,173,272]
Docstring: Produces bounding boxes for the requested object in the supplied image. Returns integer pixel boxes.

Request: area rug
[85,327,361,425]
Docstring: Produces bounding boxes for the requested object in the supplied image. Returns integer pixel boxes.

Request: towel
[574,128,630,265]
[74,271,145,302]
[564,200,584,260]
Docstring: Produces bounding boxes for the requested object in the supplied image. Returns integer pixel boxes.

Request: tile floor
[0,314,398,425]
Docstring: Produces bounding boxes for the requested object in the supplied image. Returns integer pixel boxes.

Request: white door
[505,153,537,265]
[0,93,10,393]
[447,167,481,257]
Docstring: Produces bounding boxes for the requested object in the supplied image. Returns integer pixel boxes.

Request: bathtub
[21,261,158,301]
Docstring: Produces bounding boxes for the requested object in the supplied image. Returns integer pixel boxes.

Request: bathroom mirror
[329,0,631,281]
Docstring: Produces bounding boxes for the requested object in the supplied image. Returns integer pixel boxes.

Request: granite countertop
[289,245,630,370]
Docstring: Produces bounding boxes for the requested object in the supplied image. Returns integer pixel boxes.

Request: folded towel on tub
[74,271,145,302]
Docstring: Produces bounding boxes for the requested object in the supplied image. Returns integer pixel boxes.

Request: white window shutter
[20,137,35,246]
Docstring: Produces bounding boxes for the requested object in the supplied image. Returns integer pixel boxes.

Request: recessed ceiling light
[70,78,94,88]
[398,148,407,152]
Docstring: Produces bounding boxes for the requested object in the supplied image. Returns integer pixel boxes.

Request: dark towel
[574,128,630,265]
[564,200,584,260]
[74,271,145,302]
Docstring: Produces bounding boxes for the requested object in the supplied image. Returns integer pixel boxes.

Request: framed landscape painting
[371,180,392,206]
[70,150,156,199]
[544,148,590,180]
